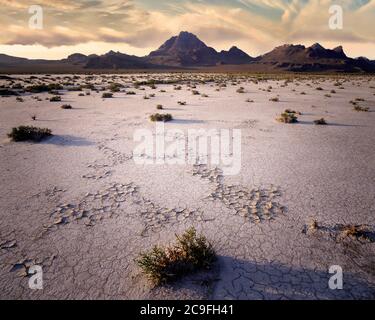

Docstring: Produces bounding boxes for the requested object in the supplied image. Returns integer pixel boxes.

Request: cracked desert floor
[0,73,374,300]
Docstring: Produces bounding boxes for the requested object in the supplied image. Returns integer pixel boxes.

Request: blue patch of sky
[347,0,370,10]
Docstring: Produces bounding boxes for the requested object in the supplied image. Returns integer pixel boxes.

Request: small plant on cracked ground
[149,113,173,122]
[339,225,375,242]
[61,104,72,109]
[102,92,113,98]
[277,109,299,123]
[314,118,327,125]
[8,126,52,142]
[353,105,369,112]
[156,104,163,110]
[136,227,216,286]
[50,96,61,102]
[284,109,301,115]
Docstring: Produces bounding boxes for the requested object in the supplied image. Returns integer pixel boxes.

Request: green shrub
[61,104,72,109]
[26,83,62,93]
[353,105,369,112]
[136,228,216,285]
[149,113,173,122]
[314,118,327,125]
[277,110,298,123]
[0,89,19,96]
[8,126,52,142]
[50,96,61,102]
[48,90,60,95]
[102,92,113,98]
[109,83,123,92]
[284,109,301,115]
[67,86,82,92]
[156,104,163,110]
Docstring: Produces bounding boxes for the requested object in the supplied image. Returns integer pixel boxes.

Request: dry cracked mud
[0,74,374,299]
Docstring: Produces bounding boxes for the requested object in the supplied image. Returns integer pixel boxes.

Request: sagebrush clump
[277,110,299,123]
[102,92,113,98]
[149,113,173,122]
[136,228,216,285]
[8,126,52,142]
[314,118,327,125]
[353,105,369,112]
[50,96,61,102]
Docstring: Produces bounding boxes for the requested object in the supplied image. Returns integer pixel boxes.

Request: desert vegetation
[50,96,62,102]
[102,92,113,99]
[149,113,173,122]
[353,105,369,112]
[8,126,52,142]
[314,118,327,125]
[277,110,299,123]
[136,228,216,285]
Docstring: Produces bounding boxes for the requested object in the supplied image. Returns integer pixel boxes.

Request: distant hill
[146,31,253,66]
[0,32,374,73]
[254,43,375,72]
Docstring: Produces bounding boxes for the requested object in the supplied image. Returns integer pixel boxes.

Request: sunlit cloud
[0,0,374,59]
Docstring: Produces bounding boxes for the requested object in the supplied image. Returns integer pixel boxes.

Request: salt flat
[0,73,374,299]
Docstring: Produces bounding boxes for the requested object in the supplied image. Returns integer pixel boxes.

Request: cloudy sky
[0,0,374,59]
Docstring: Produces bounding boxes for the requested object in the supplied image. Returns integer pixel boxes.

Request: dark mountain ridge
[0,32,374,73]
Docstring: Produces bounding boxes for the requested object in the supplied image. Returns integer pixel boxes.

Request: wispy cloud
[0,0,374,59]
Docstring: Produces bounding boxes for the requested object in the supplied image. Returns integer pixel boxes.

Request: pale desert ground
[0,73,374,300]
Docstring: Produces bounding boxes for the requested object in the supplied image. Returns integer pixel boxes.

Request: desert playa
[0,73,374,299]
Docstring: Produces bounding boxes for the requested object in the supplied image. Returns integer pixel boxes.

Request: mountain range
[0,31,374,73]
